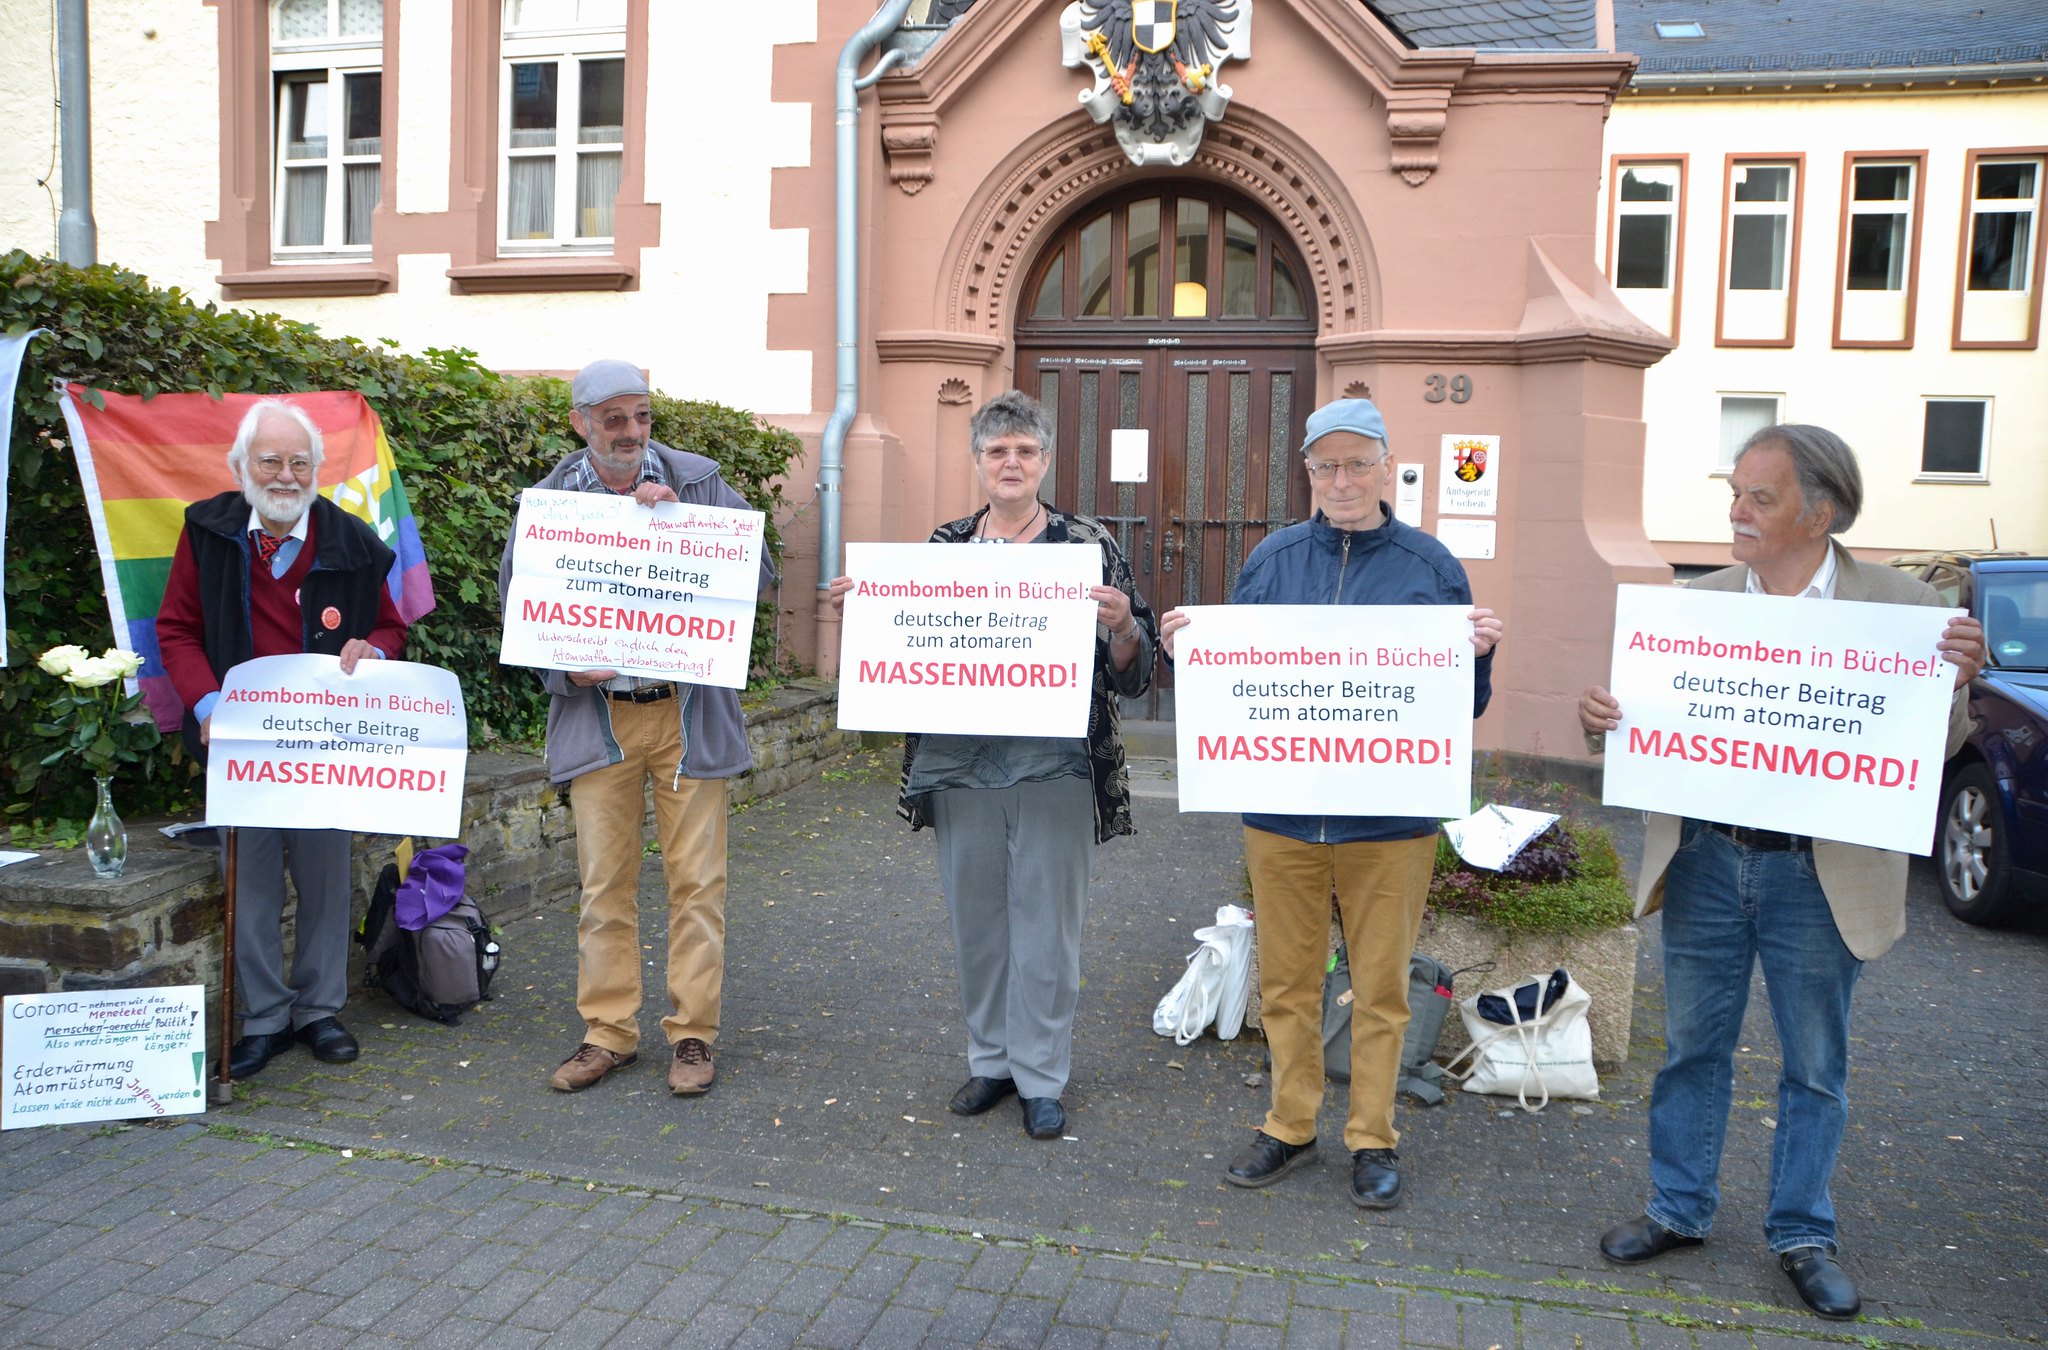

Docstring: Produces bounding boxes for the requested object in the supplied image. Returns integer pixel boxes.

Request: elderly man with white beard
[158,399,409,1079]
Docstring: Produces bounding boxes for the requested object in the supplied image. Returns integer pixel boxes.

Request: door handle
[1161,528,1177,574]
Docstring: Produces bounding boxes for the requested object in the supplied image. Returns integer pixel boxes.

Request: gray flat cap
[571,359,650,408]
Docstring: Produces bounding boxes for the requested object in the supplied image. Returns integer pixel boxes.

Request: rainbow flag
[57,387,436,732]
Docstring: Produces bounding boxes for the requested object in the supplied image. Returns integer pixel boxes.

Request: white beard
[242,473,318,531]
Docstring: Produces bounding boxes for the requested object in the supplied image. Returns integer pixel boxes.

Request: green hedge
[2,251,800,832]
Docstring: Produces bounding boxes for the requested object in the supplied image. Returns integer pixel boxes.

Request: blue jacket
[1231,502,1493,843]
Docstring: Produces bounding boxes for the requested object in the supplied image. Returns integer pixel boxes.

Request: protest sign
[206,654,468,838]
[500,488,764,687]
[1173,604,1477,817]
[836,542,1100,736]
[3,987,206,1129]
[1601,585,1961,853]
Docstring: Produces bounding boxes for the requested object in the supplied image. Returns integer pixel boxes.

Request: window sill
[447,258,636,294]
[1911,473,1990,485]
[217,265,395,300]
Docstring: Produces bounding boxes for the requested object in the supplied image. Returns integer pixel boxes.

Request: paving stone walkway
[2,752,2043,1347]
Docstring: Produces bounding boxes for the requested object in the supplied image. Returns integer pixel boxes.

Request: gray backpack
[1322,950,1468,1105]
[358,860,501,1025]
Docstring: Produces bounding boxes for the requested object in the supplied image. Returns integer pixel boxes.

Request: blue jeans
[1645,820,1863,1254]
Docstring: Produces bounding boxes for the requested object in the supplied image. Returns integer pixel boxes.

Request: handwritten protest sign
[3,987,206,1129]
[836,542,1099,736]
[500,488,764,687]
[1174,604,1476,817]
[1601,585,1961,853]
[206,654,468,838]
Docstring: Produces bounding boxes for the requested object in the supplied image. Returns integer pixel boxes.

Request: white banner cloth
[1173,604,1476,817]
[205,654,468,838]
[835,542,1100,736]
[1601,585,1961,853]
[499,488,763,687]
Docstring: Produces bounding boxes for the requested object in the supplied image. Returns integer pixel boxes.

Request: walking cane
[210,825,238,1105]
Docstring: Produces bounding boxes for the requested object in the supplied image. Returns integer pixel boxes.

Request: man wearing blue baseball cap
[499,359,774,1099]
[1161,397,1503,1210]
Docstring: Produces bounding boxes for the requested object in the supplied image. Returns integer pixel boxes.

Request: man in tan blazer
[1578,424,1984,1321]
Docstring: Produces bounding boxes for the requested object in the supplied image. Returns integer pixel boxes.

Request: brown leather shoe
[549,1043,637,1092]
[668,1037,715,1095]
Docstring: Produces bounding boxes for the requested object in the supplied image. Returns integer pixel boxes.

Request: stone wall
[0,678,860,1037]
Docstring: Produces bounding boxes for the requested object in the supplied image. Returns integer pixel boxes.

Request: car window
[1980,570,2048,672]
[1922,565,1966,608]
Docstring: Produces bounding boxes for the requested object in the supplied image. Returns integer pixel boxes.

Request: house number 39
[1423,373,1472,404]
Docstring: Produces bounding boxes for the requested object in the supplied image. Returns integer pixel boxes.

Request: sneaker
[1224,1130,1318,1188]
[668,1037,715,1095]
[549,1043,637,1092]
[1349,1147,1402,1209]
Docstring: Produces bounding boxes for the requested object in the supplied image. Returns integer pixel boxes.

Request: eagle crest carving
[1060,0,1252,167]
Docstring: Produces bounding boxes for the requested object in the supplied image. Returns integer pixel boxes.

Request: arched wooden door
[1015,187,1318,718]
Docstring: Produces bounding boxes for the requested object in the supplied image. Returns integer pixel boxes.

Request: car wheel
[1936,762,2017,925]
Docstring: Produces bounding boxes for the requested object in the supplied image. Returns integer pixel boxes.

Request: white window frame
[1843,159,1915,293]
[1716,392,1782,473]
[1719,158,1801,344]
[1614,161,1681,290]
[1917,397,1992,482]
[269,1,383,259]
[499,3,628,254]
[1955,153,2044,348]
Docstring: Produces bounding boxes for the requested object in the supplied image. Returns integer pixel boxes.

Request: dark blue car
[1888,552,2048,925]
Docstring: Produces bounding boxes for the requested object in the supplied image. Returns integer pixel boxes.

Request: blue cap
[1300,398,1389,456]
[571,359,650,408]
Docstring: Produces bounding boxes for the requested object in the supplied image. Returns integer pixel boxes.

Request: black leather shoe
[1349,1148,1402,1209]
[1600,1215,1704,1264]
[1779,1246,1861,1320]
[295,1017,360,1063]
[1224,1131,1317,1188]
[227,1029,296,1079]
[948,1075,1018,1116]
[1021,1097,1065,1140]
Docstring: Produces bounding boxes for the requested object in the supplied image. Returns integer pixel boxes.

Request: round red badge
[321,606,342,630]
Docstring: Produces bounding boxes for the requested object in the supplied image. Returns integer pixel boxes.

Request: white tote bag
[1152,905,1254,1046]
[1443,968,1599,1112]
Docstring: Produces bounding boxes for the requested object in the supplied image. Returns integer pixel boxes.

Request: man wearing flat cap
[500,360,773,1097]
[1160,397,1502,1210]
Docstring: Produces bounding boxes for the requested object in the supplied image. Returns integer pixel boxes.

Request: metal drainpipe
[818,0,913,664]
[56,0,97,266]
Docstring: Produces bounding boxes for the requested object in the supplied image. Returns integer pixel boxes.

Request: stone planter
[1243,911,1640,1072]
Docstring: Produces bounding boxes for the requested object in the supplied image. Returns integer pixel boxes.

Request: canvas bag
[1152,905,1254,1045]
[358,846,500,1025]
[1444,967,1599,1112]
[1322,950,1467,1105]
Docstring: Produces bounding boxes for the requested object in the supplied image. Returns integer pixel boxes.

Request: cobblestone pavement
[2,751,2043,1348]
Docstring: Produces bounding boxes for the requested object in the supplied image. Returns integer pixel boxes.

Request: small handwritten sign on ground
[206,654,468,838]
[1173,604,1476,817]
[835,543,1099,736]
[3,987,206,1129]
[1601,585,1959,853]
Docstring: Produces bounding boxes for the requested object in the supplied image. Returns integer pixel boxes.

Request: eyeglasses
[979,444,1045,464]
[590,410,653,434]
[252,455,314,478]
[1304,456,1386,481]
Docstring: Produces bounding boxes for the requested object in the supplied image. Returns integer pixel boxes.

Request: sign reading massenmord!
[836,542,1101,737]
[1173,604,1477,817]
[3,987,206,1129]
[1602,585,1962,854]
[206,654,468,838]
[500,488,764,688]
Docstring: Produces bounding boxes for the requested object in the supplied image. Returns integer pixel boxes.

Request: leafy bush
[1427,817,1634,934]
[2,252,799,832]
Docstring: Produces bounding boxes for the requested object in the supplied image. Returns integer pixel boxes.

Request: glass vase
[86,774,127,879]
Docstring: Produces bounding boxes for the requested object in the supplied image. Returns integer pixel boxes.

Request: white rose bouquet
[32,643,162,781]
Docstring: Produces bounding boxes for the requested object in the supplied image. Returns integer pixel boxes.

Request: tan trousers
[1244,828,1437,1152]
[568,695,728,1055]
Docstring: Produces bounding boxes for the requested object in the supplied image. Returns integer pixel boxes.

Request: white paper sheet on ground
[1443,804,1559,872]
